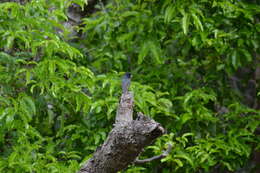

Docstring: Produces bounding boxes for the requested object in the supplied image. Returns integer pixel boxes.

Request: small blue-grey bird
[122,72,131,93]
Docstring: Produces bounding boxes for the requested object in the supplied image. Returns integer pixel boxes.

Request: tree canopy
[0,0,259,172]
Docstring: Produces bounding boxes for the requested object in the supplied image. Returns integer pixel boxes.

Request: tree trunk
[78,92,165,173]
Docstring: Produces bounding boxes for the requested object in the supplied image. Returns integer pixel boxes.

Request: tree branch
[134,144,172,164]
[78,91,165,173]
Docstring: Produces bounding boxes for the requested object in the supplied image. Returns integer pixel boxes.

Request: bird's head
[125,72,132,79]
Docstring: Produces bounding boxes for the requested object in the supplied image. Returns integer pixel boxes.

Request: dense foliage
[0,0,259,172]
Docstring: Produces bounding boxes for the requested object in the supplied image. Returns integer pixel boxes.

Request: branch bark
[78,92,165,173]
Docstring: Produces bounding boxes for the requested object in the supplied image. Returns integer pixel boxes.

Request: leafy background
[0,0,259,172]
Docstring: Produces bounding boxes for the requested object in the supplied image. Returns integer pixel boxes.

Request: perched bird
[122,72,131,93]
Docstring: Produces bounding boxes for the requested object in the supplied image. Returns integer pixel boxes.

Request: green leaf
[182,13,190,35]
[240,49,252,62]
[191,13,203,31]
[173,159,183,167]
[6,35,14,49]
[138,42,149,64]
[158,98,172,110]
[121,11,139,18]
[19,95,36,121]
[143,92,156,106]
[164,5,175,23]
[150,41,162,64]
[175,151,194,168]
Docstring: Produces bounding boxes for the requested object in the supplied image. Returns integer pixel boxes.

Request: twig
[134,144,173,164]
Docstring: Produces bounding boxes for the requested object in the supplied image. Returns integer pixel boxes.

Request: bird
[122,72,131,93]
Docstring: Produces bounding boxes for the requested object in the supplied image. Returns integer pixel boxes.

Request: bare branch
[134,144,172,164]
